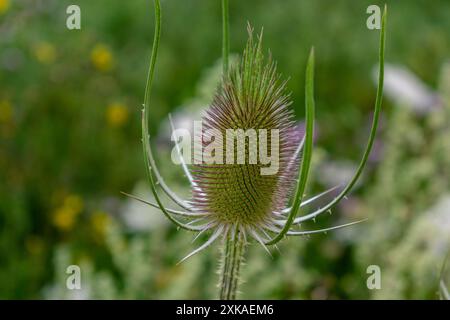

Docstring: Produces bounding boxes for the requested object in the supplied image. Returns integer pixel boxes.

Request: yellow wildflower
[91,44,113,72]
[0,99,13,123]
[0,0,10,15]
[52,194,84,232]
[106,102,129,128]
[52,207,76,231]
[64,194,84,213]
[34,42,56,64]
[90,211,111,240]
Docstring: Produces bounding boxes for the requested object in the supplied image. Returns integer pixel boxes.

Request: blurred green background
[1,0,449,299]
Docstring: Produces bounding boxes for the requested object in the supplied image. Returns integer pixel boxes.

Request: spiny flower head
[192,27,302,236]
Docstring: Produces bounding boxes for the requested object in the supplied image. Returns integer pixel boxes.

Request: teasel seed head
[191,26,302,237]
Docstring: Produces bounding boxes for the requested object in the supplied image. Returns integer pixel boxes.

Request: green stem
[222,0,229,74]
[219,231,245,300]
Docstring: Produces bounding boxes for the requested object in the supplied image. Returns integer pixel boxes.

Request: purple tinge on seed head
[191,28,304,233]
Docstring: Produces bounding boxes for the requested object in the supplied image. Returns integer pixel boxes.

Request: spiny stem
[219,231,245,300]
[218,5,244,297]
[222,0,229,74]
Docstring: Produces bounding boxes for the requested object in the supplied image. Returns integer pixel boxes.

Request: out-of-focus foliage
[354,63,450,299]
[1,0,449,299]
